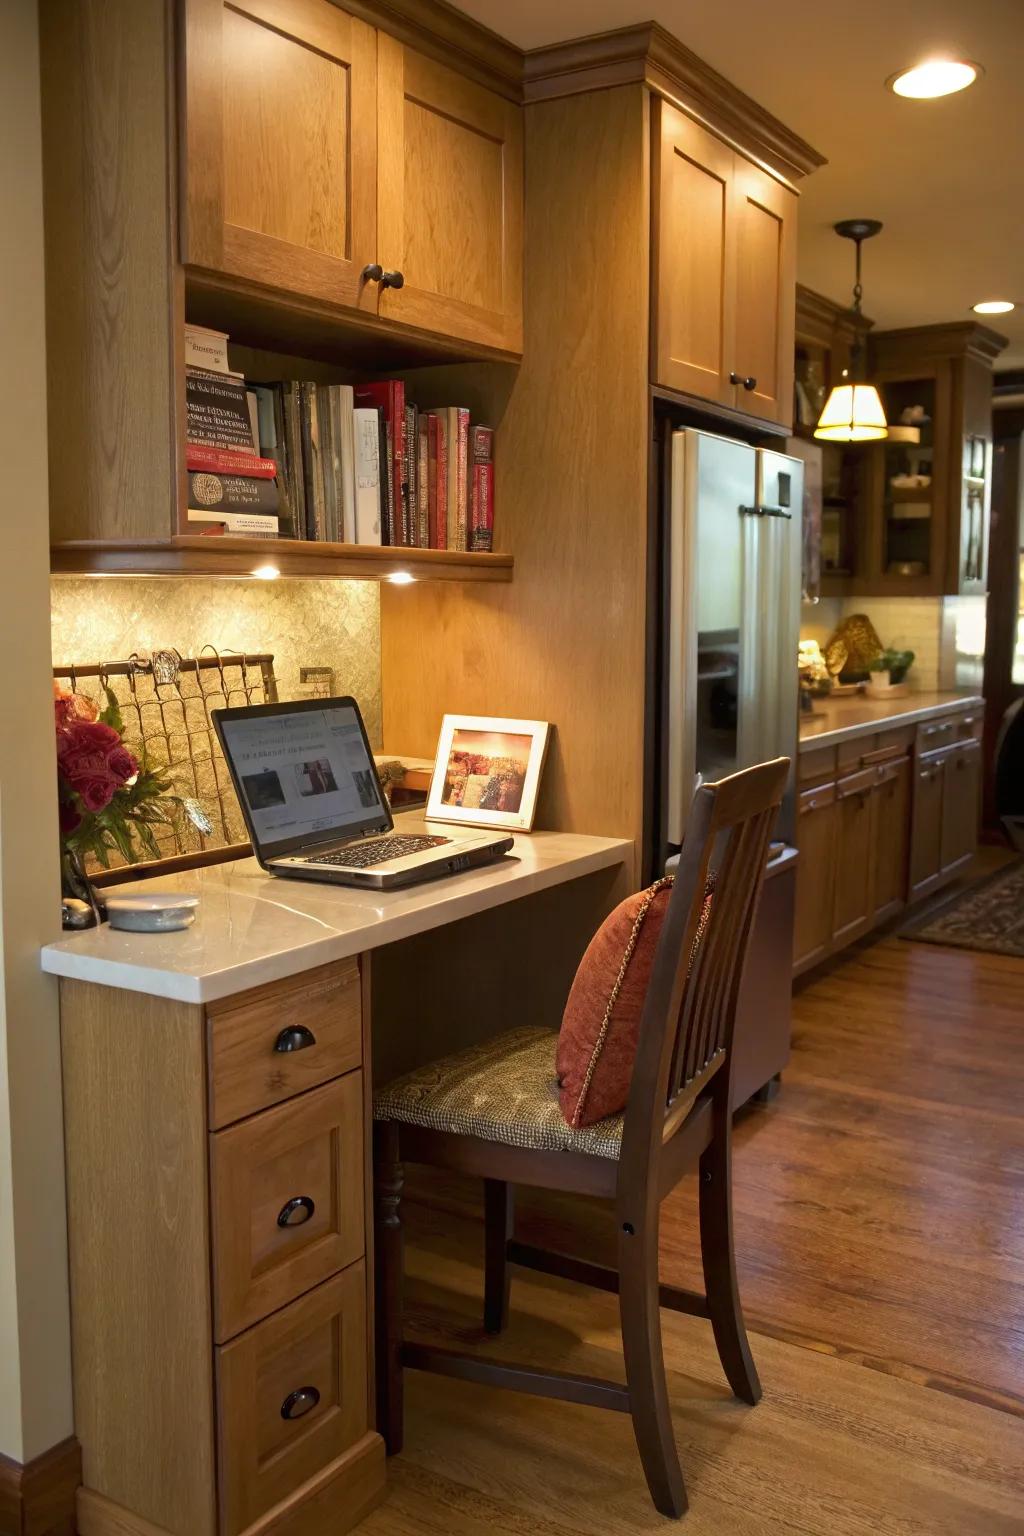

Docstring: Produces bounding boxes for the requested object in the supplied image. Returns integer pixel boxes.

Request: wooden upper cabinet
[652,101,736,408]
[375,37,523,352]
[732,161,796,424]
[182,0,378,312]
[652,99,797,428]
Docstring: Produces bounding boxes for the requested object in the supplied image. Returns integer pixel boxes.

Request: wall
[0,0,75,1463]
[801,594,987,691]
[51,578,383,747]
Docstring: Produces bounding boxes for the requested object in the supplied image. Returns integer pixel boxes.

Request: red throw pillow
[556,876,712,1128]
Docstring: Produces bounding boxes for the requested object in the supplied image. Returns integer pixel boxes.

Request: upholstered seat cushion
[373,1025,624,1159]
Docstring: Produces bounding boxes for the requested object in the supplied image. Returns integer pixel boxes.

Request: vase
[60,848,104,930]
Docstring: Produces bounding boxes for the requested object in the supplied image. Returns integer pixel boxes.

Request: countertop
[41,823,631,1005]
[799,691,983,750]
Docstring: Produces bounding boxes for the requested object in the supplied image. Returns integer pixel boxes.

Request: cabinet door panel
[910,755,944,895]
[871,759,909,922]
[794,784,837,971]
[832,776,873,946]
[733,162,796,426]
[652,101,736,405]
[377,37,523,352]
[183,0,378,312]
[941,743,980,871]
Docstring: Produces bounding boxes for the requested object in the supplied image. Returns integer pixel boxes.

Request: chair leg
[374,1121,405,1454]
[483,1178,513,1334]
[698,1094,762,1406]
[618,1211,688,1519]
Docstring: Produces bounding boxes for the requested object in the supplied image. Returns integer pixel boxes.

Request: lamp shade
[814,382,888,442]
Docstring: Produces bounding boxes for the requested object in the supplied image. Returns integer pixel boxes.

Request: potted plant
[867,648,915,698]
[54,684,178,927]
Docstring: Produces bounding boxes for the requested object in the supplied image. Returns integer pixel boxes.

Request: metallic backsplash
[50,577,383,747]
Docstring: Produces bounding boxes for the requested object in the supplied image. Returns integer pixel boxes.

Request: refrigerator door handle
[739,505,793,519]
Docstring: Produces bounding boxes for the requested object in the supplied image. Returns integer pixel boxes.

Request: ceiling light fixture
[972,299,1015,315]
[888,59,980,99]
[815,220,889,444]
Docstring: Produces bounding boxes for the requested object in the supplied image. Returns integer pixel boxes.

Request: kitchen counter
[799,691,983,750]
[40,823,630,1004]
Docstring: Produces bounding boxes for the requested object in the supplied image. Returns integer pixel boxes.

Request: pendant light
[814,220,889,443]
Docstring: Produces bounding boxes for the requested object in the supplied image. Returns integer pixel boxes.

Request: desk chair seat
[373,759,790,1520]
[374,1024,624,1158]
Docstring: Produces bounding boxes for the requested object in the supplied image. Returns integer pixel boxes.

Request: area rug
[903,860,1024,957]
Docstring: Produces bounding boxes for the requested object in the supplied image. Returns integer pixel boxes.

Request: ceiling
[456,0,1024,365]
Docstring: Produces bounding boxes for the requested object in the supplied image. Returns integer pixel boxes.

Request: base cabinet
[795,705,980,975]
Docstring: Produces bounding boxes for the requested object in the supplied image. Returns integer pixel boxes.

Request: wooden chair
[373,757,789,1519]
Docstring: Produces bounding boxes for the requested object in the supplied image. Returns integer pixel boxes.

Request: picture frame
[426,714,550,832]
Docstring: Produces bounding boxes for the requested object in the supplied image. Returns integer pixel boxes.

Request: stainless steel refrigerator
[661,426,803,857]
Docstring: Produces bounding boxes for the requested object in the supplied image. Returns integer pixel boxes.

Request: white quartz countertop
[41,823,631,1005]
[798,691,983,750]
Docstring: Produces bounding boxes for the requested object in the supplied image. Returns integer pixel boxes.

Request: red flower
[108,745,139,783]
[56,717,137,819]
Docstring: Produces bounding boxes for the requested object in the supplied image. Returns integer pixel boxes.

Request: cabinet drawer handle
[277,1195,315,1229]
[960,716,976,726]
[274,1025,317,1053]
[729,371,741,386]
[742,376,757,391]
[361,263,404,289]
[281,1386,320,1422]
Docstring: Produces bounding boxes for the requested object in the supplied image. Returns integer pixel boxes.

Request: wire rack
[53,648,277,876]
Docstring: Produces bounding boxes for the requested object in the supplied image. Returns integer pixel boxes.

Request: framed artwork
[426,715,550,832]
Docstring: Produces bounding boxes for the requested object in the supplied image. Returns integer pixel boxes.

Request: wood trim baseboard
[522,22,826,182]
[0,1436,81,1536]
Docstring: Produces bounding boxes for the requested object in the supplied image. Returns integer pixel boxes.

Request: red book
[427,412,447,550]
[470,425,494,551]
[186,444,277,479]
[353,381,405,545]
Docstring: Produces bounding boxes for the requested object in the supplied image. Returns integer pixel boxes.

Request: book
[184,324,230,374]
[353,381,405,545]
[416,412,429,549]
[301,382,326,540]
[187,469,279,515]
[316,383,340,543]
[469,425,495,552]
[186,444,277,479]
[404,405,418,546]
[282,382,307,539]
[252,383,296,538]
[185,368,257,454]
[445,406,470,552]
[187,509,280,536]
[335,385,357,545]
[427,412,447,550]
[353,406,383,545]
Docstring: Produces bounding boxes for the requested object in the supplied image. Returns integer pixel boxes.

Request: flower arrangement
[54,684,177,869]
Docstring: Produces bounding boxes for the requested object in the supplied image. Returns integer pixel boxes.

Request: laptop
[213,697,515,890]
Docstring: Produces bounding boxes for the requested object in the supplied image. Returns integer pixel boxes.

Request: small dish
[104,892,199,932]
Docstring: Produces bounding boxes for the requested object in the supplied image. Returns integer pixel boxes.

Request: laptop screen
[216,699,390,857]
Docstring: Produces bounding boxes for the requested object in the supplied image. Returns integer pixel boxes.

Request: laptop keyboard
[306,834,452,869]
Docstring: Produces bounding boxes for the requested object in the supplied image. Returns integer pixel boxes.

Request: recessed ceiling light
[972,299,1015,315]
[888,59,980,99]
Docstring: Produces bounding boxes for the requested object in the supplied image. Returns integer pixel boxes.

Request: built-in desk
[41,828,630,1536]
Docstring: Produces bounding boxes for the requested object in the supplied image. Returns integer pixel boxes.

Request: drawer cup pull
[277,1195,316,1228]
[281,1385,320,1422]
[274,1025,317,1054]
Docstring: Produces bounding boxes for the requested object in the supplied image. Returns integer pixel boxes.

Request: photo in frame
[426,715,550,832]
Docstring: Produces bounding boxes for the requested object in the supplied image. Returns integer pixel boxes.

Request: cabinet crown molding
[523,21,826,183]
[796,283,873,347]
[332,0,522,98]
[870,321,1009,366]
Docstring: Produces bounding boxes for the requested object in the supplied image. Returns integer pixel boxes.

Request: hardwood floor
[363,924,1024,1532]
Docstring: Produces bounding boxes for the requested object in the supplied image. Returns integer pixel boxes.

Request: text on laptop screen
[219,705,387,849]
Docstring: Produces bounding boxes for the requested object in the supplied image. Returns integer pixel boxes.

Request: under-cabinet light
[387,571,416,585]
[252,564,280,581]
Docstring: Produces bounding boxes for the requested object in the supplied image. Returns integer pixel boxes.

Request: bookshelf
[49,538,513,582]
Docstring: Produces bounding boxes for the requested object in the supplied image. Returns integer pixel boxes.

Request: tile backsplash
[50,577,383,746]
[800,594,986,692]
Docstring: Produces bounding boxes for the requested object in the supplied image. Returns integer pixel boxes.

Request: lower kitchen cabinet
[795,704,981,975]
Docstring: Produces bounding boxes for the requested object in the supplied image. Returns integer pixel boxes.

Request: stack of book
[183,331,496,550]
[184,325,281,538]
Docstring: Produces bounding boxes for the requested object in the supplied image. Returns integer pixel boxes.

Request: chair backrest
[619,758,789,1191]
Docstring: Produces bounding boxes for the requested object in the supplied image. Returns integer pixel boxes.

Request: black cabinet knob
[273,1025,317,1053]
[729,371,741,386]
[361,263,404,289]
[743,376,757,391]
[277,1195,316,1228]
[281,1386,320,1422]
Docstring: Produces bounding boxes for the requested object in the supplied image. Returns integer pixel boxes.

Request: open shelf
[50,537,514,582]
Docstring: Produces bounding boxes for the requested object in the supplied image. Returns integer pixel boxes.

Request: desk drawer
[210,1074,365,1342]
[207,960,362,1129]
[216,1265,368,1536]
